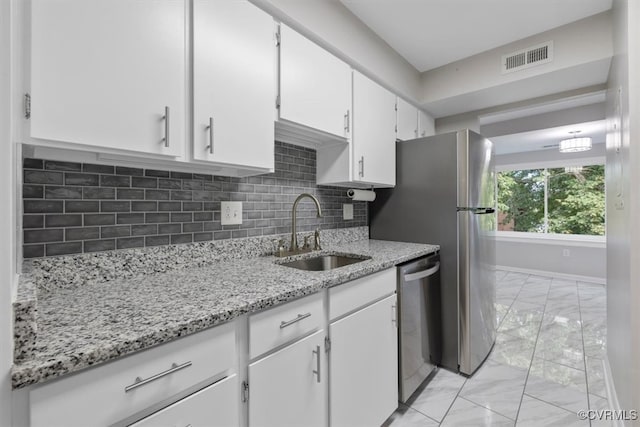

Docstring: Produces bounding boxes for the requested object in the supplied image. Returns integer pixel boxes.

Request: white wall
[434,112,480,134]
[1,0,14,424]
[250,0,422,103]
[629,0,640,415]
[496,235,606,282]
[482,102,606,139]
[421,12,612,117]
[606,0,640,418]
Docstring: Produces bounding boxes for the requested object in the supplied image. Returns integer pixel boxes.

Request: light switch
[221,201,243,225]
[343,203,354,220]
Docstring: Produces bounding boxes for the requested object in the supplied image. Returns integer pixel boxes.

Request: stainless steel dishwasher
[397,252,442,402]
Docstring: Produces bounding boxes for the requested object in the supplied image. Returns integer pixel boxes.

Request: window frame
[495,159,605,238]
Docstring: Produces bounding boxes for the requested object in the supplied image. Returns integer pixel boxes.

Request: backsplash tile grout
[22,142,367,258]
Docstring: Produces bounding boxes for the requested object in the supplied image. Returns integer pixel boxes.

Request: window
[497,164,605,236]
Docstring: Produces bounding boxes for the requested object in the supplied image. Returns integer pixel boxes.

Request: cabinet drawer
[30,322,237,427]
[250,292,323,358]
[329,268,395,320]
[130,375,238,427]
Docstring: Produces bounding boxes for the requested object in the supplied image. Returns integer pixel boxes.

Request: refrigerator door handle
[475,208,495,215]
[457,207,495,214]
[403,262,440,282]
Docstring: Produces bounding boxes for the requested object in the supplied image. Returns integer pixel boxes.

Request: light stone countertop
[11,238,438,389]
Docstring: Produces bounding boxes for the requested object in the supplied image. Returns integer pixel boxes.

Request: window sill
[492,231,606,248]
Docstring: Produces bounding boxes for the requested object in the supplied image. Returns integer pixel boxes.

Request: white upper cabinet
[316,71,396,188]
[352,71,396,187]
[418,109,435,138]
[396,97,419,141]
[276,24,352,147]
[30,0,186,157]
[193,0,275,171]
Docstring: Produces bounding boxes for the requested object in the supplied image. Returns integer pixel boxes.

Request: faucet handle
[276,239,286,256]
[313,229,322,251]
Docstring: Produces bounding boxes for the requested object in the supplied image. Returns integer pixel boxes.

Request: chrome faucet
[289,193,322,254]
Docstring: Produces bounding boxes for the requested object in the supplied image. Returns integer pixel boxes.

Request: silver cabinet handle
[280,312,311,329]
[358,156,364,178]
[312,345,321,383]
[344,110,350,134]
[206,117,214,154]
[403,262,440,282]
[124,361,192,393]
[162,106,170,148]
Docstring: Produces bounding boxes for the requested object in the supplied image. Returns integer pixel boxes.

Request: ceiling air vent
[501,41,553,74]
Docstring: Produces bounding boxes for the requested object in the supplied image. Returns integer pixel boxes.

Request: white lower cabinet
[330,295,399,427]
[328,268,398,427]
[130,375,238,427]
[248,330,327,427]
[29,322,237,427]
[21,267,404,427]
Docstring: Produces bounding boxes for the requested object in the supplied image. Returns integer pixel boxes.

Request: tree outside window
[497,164,605,236]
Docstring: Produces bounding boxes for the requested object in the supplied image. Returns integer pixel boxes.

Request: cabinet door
[30,0,185,157]
[193,0,275,170]
[30,322,237,427]
[418,109,435,138]
[130,375,239,427]
[330,295,398,427]
[352,71,396,186]
[279,25,351,139]
[396,97,419,141]
[249,330,326,427]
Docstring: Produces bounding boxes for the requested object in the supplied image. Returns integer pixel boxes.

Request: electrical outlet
[562,249,570,257]
[221,201,242,225]
[343,203,354,220]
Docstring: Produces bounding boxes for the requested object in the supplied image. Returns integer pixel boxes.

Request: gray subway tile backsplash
[44,160,82,172]
[22,141,367,258]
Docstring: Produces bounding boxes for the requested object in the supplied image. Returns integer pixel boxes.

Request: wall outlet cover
[221,201,243,225]
[343,203,354,220]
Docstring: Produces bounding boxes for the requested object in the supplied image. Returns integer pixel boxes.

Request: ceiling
[338,0,612,155]
[490,119,606,155]
[340,0,613,72]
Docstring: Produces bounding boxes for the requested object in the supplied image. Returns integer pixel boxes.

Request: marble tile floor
[383,270,608,426]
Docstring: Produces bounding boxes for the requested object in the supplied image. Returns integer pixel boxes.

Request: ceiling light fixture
[559,131,592,153]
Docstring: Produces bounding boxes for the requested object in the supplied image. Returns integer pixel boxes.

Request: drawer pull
[280,312,311,329]
[312,345,321,383]
[124,361,193,393]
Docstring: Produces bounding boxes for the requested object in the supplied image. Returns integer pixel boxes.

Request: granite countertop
[12,237,438,389]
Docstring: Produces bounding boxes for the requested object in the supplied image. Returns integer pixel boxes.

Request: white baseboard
[496,265,606,285]
[602,357,626,427]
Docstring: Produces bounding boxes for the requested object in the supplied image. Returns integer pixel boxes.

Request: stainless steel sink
[279,254,370,271]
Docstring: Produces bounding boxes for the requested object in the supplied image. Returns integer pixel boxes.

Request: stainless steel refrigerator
[370,129,496,376]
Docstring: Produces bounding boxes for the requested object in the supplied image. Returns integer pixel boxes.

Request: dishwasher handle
[403,261,440,282]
